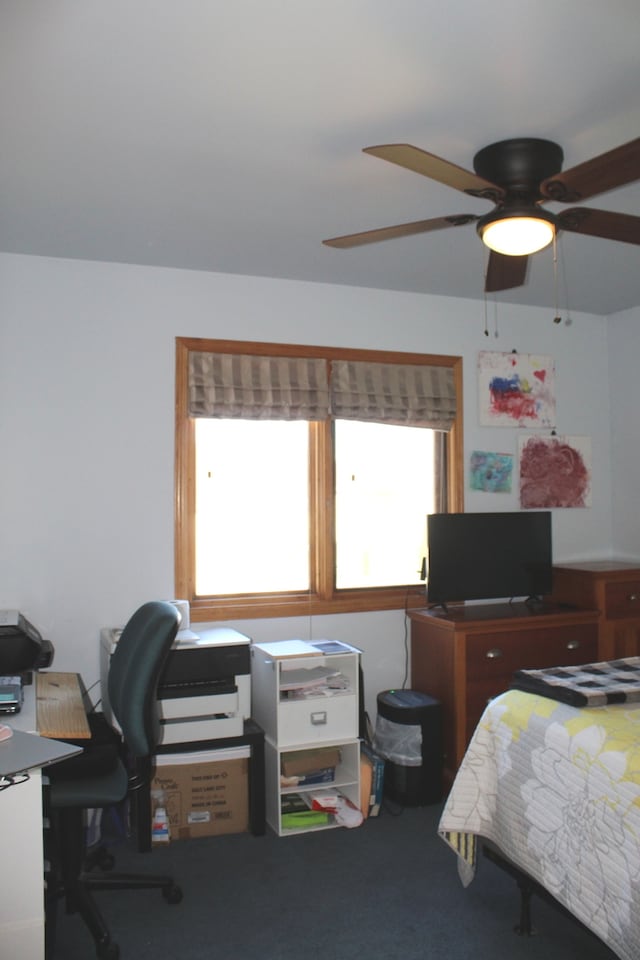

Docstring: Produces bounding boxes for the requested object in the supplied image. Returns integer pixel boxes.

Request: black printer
[0,610,54,676]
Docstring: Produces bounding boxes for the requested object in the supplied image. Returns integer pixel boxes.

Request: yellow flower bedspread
[438,689,640,960]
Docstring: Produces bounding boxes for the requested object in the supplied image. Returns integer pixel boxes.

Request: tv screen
[426,511,552,606]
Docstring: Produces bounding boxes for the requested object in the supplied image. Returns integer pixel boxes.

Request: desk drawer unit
[251,639,361,835]
[250,641,360,747]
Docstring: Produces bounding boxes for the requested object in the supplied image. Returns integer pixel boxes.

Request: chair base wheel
[86,846,116,873]
[96,940,120,960]
[163,883,183,904]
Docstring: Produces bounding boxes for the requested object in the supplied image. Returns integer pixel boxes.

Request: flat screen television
[426,510,552,607]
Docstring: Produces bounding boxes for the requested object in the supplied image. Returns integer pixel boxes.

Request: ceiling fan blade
[363,144,504,202]
[322,214,478,249]
[485,251,529,293]
[541,137,640,202]
[558,207,640,245]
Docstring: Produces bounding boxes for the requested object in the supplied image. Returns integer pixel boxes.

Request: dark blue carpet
[52,802,618,959]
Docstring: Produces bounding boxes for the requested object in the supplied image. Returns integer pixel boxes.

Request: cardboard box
[280,746,341,777]
[151,746,249,841]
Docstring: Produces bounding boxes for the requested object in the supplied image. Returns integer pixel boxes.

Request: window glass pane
[334,420,435,589]
[195,419,309,595]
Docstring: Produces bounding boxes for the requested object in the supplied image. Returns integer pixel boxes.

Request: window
[175,338,463,621]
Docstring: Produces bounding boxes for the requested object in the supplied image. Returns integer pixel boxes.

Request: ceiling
[1,1,639,315]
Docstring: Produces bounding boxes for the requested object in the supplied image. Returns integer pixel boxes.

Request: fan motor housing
[473,138,564,194]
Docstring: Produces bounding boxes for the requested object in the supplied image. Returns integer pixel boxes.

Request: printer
[100,624,251,745]
[0,609,54,677]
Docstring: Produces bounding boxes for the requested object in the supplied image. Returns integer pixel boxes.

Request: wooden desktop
[35,671,92,739]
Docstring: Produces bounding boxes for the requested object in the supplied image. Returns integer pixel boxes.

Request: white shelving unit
[250,639,361,836]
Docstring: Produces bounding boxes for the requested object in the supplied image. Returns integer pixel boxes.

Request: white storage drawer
[276,693,357,747]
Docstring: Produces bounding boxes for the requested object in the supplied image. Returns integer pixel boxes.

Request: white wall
[608,305,640,560]
[0,252,616,720]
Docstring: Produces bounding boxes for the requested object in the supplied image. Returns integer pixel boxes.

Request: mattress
[438,688,640,960]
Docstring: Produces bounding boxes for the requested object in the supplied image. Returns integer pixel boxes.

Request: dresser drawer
[604,581,640,620]
[466,624,598,682]
[465,624,598,742]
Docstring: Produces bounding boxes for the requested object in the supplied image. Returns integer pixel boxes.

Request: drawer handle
[485,648,503,660]
[566,640,580,651]
[628,594,639,602]
[310,711,327,725]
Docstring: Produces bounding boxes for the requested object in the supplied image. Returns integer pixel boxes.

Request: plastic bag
[373,715,422,766]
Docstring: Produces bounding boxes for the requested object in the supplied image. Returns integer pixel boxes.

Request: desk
[0,672,88,960]
[35,671,91,739]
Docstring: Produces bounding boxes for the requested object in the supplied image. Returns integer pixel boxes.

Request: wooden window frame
[175,337,464,623]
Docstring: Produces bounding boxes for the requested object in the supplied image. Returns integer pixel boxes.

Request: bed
[438,660,640,960]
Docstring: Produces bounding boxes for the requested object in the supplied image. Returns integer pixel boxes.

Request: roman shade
[329,359,456,430]
[188,351,329,420]
[187,350,456,430]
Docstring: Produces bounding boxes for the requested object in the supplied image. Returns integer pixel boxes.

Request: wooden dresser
[409,602,599,787]
[551,560,640,660]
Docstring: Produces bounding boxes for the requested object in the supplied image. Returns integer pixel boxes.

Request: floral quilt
[438,689,640,960]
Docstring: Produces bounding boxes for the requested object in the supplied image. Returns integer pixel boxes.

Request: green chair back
[108,601,180,758]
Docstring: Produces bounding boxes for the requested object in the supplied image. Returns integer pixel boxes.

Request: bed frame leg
[514,874,535,936]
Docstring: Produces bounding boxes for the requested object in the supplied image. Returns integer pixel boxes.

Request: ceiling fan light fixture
[478,208,557,256]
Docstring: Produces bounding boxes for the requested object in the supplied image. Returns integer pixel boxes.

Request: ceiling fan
[323,137,640,292]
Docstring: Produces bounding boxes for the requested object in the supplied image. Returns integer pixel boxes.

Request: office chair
[47,601,183,960]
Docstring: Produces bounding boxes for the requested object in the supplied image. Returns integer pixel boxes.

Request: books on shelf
[280,791,334,829]
[359,750,373,819]
[280,792,310,814]
[281,766,335,788]
[361,742,385,818]
[281,810,332,829]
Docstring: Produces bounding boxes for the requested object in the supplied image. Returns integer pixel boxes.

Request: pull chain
[553,233,562,324]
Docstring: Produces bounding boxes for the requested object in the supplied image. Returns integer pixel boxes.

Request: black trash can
[374,689,442,806]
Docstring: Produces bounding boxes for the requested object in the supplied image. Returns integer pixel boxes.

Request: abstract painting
[518,435,592,508]
[478,351,556,428]
[469,450,513,493]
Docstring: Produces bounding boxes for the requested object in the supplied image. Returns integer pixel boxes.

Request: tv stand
[409,602,599,787]
[427,601,449,614]
[523,594,544,608]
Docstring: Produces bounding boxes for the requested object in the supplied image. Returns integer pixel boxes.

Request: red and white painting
[478,351,556,428]
[518,435,592,508]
